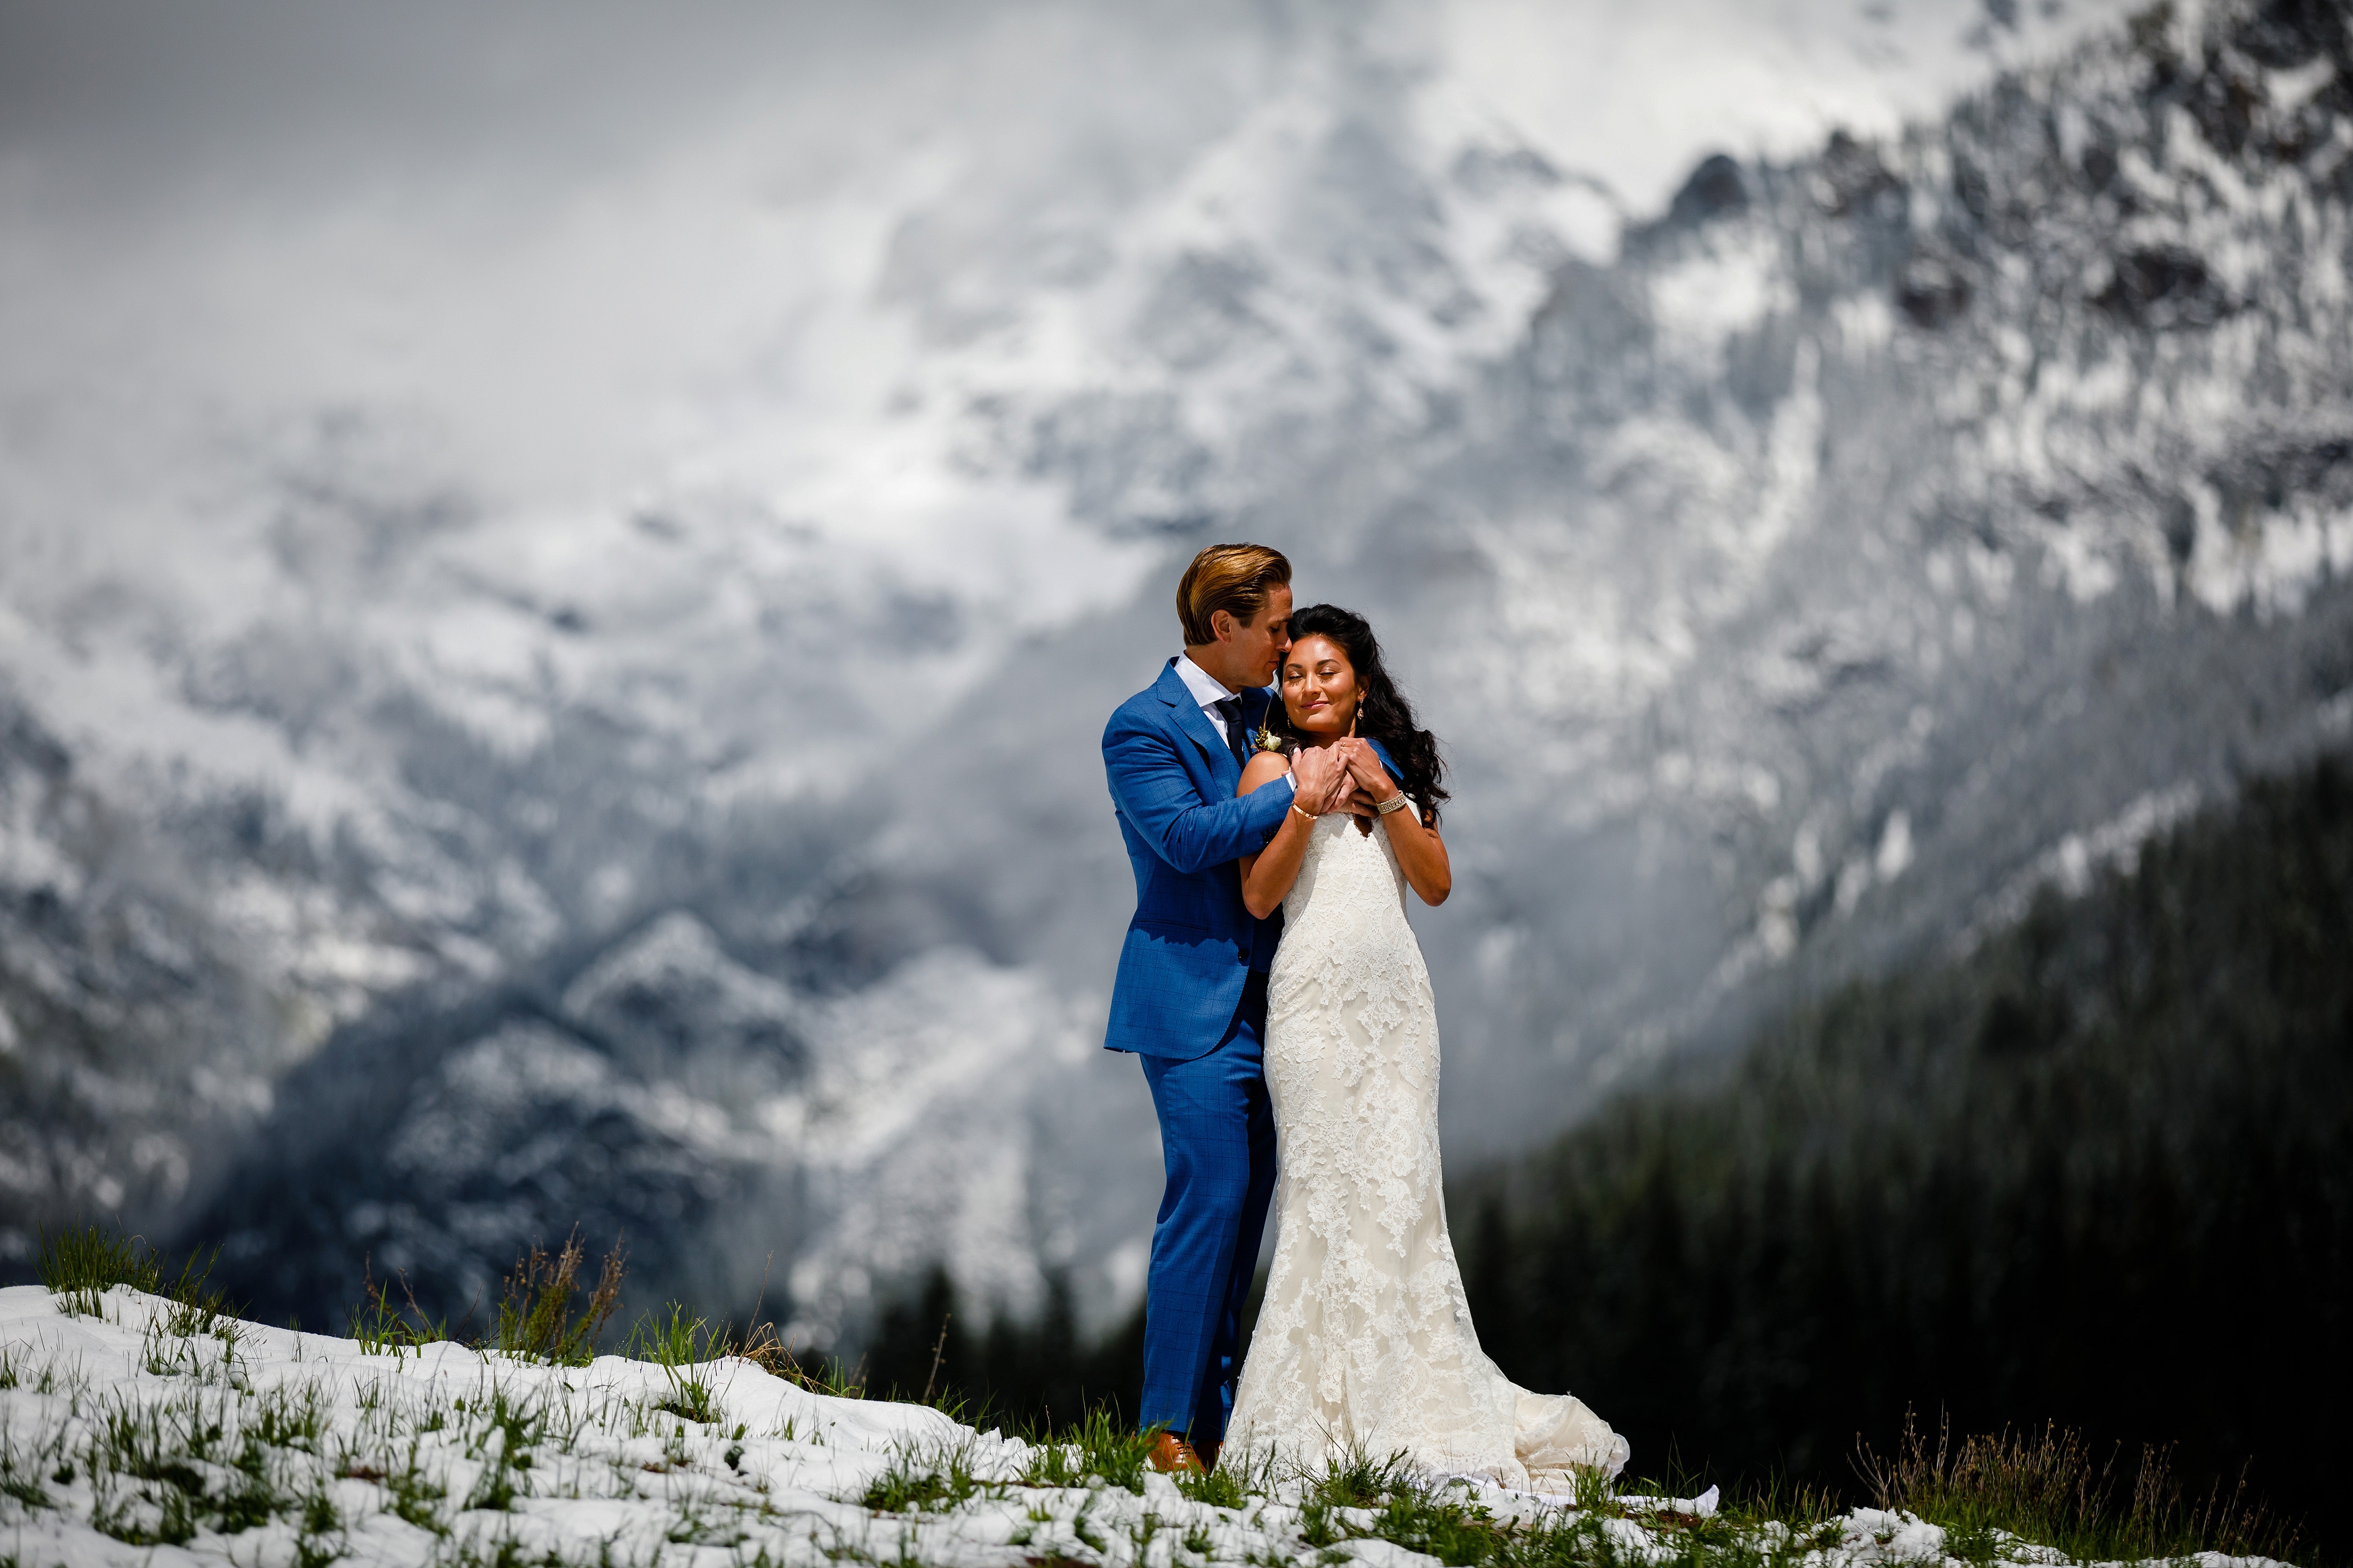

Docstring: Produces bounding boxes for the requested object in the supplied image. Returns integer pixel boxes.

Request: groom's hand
[1289,743,1353,815]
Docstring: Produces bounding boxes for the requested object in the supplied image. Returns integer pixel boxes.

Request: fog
[2,0,2129,538]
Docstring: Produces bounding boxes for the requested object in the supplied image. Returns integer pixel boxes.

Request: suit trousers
[1135,970,1276,1441]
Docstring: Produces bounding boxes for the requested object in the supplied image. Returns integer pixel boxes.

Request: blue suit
[1104,661,1293,1055]
[1103,658,1291,1440]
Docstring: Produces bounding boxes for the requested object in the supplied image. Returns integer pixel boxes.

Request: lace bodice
[1277,813,1423,1023]
[1230,813,1628,1489]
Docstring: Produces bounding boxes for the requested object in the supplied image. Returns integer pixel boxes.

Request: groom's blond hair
[1178,544,1291,646]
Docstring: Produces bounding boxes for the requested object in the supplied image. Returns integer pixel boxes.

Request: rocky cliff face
[3,0,2349,1344]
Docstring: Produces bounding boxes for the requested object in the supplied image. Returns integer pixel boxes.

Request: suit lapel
[1156,659,1240,786]
[1236,686,1277,759]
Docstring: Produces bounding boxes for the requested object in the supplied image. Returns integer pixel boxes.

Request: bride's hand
[1341,739,1398,803]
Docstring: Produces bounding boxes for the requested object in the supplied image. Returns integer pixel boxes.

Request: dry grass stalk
[495,1229,626,1366]
[1853,1407,2299,1564]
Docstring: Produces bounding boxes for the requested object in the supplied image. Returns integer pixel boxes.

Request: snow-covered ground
[0,1287,2294,1568]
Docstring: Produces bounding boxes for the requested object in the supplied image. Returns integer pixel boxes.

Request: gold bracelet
[1291,802,1319,823]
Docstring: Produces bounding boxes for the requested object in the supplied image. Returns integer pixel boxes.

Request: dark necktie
[1212,696,1249,768]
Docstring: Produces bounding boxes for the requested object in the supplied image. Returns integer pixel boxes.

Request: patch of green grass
[375,1440,450,1534]
[750,1333,868,1402]
[1070,1501,1109,1553]
[211,1464,278,1534]
[90,1387,222,1489]
[1297,1501,1343,1549]
[76,1385,327,1546]
[1309,1446,1414,1510]
[0,1442,51,1510]
[1271,1454,1757,1568]
[860,1439,992,1514]
[1015,1408,1158,1494]
[347,1261,451,1357]
[1176,1458,1252,1510]
[1855,1410,2303,1567]
[37,1223,161,1314]
[800,1358,869,1398]
[665,1492,752,1546]
[136,1310,243,1386]
[1494,1509,1631,1568]
[460,1386,550,1512]
[157,1247,237,1343]
[1716,1469,1839,1538]
[1570,1465,1619,1516]
[1938,1516,2002,1566]
[1293,1446,1414,1549]
[36,1223,241,1335]
[653,1416,694,1473]
[249,1383,329,1453]
[1358,1484,1504,1567]
[625,1302,723,1423]
[294,1493,344,1568]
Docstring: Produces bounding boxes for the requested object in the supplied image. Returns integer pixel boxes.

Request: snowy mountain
[5,0,2350,1344]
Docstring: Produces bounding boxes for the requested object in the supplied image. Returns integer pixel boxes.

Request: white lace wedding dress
[1226,812,1630,1488]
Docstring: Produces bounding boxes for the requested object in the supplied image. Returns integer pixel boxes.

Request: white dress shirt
[1176,654,1294,794]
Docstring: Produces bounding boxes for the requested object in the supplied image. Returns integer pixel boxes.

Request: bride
[1223,603,1629,1489]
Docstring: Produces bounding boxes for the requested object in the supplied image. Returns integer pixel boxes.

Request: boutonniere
[1252,717,1289,755]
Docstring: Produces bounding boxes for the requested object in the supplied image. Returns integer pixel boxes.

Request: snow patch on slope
[0,1286,2287,1568]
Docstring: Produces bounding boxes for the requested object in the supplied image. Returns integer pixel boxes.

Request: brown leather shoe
[1146,1432,1205,1474]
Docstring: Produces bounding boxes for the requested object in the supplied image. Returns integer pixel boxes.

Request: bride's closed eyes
[1281,634,1362,734]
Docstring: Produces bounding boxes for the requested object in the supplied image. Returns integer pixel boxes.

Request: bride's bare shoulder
[1238,749,1291,795]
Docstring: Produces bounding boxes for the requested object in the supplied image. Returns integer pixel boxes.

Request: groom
[1101,542,1355,1474]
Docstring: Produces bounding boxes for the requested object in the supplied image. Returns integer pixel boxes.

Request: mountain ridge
[3,0,2348,1348]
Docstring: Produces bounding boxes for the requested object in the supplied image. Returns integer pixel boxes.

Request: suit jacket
[1101,659,1293,1059]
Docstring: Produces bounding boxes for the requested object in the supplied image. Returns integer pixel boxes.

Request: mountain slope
[1458,744,2353,1551]
[3,0,2350,1344]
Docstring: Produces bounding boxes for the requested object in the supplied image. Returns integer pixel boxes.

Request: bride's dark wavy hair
[1275,604,1449,825]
